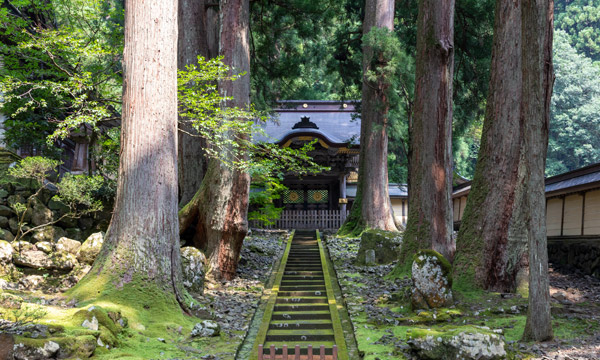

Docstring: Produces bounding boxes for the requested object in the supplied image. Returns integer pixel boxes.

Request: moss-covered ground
[1,231,288,359]
[325,234,600,360]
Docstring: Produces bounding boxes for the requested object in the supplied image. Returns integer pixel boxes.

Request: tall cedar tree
[339,0,398,235]
[179,0,251,281]
[453,0,528,292]
[177,0,218,206]
[521,0,554,341]
[397,0,455,266]
[72,0,188,310]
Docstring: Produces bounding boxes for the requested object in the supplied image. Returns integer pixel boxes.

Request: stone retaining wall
[548,239,600,278]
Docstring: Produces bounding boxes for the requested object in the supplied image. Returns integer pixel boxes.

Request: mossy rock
[406,325,506,360]
[31,226,66,244]
[13,335,97,359]
[411,250,453,309]
[355,229,402,265]
[0,228,14,242]
[72,306,125,347]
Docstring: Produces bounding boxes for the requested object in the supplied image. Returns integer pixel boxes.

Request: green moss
[407,324,499,340]
[337,183,365,237]
[355,229,401,265]
[13,335,98,358]
[68,271,191,331]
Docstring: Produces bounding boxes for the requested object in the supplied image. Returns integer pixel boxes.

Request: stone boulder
[35,241,53,254]
[31,201,53,227]
[0,204,13,217]
[406,326,506,360]
[9,217,19,234]
[13,249,77,271]
[47,198,70,215]
[0,240,15,279]
[191,320,220,337]
[411,250,453,309]
[180,246,206,295]
[0,215,9,228]
[77,232,104,265]
[0,240,13,263]
[31,226,66,243]
[12,241,36,253]
[7,194,25,208]
[18,275,46,291]
[355,229,402,265]
[13,250,53,269]
[65,228,83,241]
[56,237,81,254]
[0,228,14,242]
[13,340,60,360]
[50,251,79,271]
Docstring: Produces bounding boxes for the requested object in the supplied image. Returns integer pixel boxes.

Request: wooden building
[450,163,600,240]
[256,100,360,229]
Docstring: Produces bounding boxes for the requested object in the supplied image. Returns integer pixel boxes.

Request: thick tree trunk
[179,0,250,281]
[397,0,455,266]
[74,0,187,310]
[522,0,554,342]
[338,0,397,236]
[454,0,528,292]
[177,0,219,206]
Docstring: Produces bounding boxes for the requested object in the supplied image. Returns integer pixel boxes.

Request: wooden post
[307,345,313,360]
[339,175,347,214]
[294,345,300,360]
[333,345,338,360]
[258,345,263,360]
[320,345,325,359]
[270,345,275,360]
[282,344,288,360]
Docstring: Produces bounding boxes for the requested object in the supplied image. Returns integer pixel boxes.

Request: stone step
[279,286,326,292]
[265,334,336,343]
[276,297,328,304]
[284,271,323,276]
[269,322,333,330]
[271,312,331,321]
[281,281,325,286]
[274,304,329,312]
[282,276,324,281]
[278,291,327,297]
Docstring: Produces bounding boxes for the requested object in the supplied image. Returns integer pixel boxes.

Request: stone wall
[548,239,600,278]
[0,182,111,244]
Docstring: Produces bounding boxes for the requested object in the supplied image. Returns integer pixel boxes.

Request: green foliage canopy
[547,30,600,175]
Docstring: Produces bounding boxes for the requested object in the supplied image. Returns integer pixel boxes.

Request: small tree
[5,157,103,244]
[177,56,323,280]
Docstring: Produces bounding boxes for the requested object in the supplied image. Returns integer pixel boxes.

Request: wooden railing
[250,210,349,230]
[258,345,338,360]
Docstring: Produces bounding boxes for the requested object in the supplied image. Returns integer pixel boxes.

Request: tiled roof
[545,162,600,194]
[346,183,407,198]
[256,101,361,145]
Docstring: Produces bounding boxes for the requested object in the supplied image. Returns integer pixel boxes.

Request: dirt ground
[533,265,600,360]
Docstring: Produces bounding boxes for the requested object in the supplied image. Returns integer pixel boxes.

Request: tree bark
[522,0,554,342]
[74,0,188,310]
[177,0,219,206]
[179,0,251,281]
[454,0,529,292]
[398,0,455,266]
[338,0,397,236]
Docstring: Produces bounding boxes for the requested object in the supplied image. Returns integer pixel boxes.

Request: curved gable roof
[255,100,361,146]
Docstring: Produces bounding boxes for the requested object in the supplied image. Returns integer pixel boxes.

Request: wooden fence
[258,345,338,360]
[250,210,349,230]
